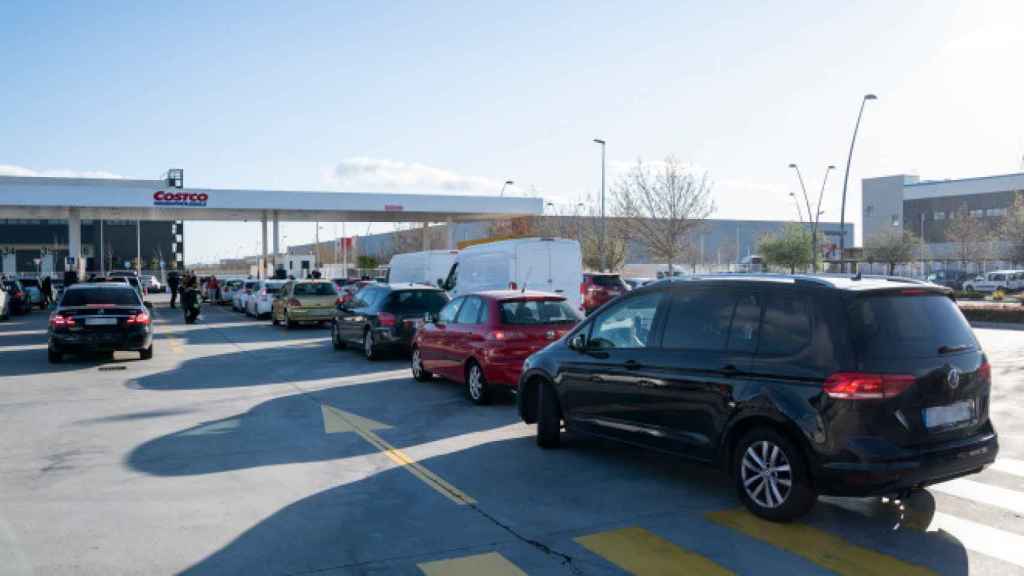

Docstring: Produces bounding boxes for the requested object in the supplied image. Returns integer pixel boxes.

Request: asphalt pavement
[0,296,1021,575]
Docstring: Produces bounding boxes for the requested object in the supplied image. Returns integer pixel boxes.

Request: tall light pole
[593,139,606,271]
[789,163,814,272]
[813,165,836,271]
[789,192,806,223]
[839,94,878,271]
[499,180,515,197]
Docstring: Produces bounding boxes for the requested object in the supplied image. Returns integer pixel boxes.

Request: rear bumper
[289,308,334,321]
[50,330,153,352]
[482,360,526,388]
[371,327,413,352]
[813,426,999,497]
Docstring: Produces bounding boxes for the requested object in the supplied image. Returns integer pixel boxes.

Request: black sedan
[48,284,154,363]
[332,283,449,360]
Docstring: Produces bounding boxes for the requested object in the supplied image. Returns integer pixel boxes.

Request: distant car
[221,279,244,304]
[0,283,9,320]
[412,291,581,404]
[581,273,629,314]
[624,277,655,290]
[333,283,449,359]
[272,279,339,328]
[48,284,153,363]
[963,270,1015,293]
[925,271,971,291]
[2,279,32,315]
[141,275,164,293]
[233,280,258,312]
[246,280,286,318]
[17,278,45,309]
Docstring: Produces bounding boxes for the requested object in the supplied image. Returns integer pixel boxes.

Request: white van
[442,238,583,310]
[388,250,459,286]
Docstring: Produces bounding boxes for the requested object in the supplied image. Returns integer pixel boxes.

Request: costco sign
[153,191,208,207]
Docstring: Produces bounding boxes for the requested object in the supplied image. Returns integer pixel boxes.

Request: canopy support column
[67,208,83,278]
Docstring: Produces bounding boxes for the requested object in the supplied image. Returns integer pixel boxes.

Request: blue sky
[2,1,1022,263]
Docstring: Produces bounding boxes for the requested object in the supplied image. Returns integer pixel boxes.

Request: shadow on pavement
[173,431,970,575]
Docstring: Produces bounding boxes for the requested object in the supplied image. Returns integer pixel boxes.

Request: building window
[986,208,1007,217]
[934,211,946,220]
[969,209,985,218]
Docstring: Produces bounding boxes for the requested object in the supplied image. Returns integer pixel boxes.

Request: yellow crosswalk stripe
[417,552,527,576]
[706,509,936,576]
[575,526,734,576]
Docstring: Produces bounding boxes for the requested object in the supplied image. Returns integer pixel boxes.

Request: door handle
[624,360,642,370]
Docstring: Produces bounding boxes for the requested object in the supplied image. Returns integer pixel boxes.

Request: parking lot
[0,297,1021,576]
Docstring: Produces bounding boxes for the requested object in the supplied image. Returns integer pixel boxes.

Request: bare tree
[946,206,992,272]
[612,157,715,274]
[864,228,922,275]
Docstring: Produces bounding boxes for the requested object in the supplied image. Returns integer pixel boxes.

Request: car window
[293,282,337,296]
[588,275,626,289]
[662,288,748,352]
[758,290,812,356]
[588,291,664,350]
[438,297,463,324]
[499,299,580,325]
[455,296,484,324]
[387,290,449,314]
[847,293,977,362]
[60,288,141,307]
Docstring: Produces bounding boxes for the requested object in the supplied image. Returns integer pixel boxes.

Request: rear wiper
[938,344,971,355]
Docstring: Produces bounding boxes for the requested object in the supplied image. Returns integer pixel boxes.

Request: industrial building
[862,172,1024,269]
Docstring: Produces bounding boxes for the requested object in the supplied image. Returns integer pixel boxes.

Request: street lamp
[499,180,515,197]
[593,139,606,271]
[789,163,815,272]
[789,192,806,223]
[839,94,878,271]
[813,165,836,271]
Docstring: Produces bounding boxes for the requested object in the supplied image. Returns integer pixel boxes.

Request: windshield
[386,290,449,313]
[589,275,626,289]
[499,299,581,325]
[60,288,141,307]
[265,282,286,294]
[847,293,978,361]
[293,282,337,296]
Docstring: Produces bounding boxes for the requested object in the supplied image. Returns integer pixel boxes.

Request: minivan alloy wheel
[741,440,792,509]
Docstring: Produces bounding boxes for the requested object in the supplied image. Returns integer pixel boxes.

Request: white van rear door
[546,240,583,309]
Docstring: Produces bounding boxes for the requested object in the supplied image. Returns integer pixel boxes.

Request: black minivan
[517,275,998,521]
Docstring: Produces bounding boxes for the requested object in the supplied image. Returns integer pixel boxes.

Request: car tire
[363,329,379,361]
[332,322,346,350]
[48,348,62,364]
[733,428,816,522]
[536,382,561,448]
[465,361,491,405]
[411,347,431,381]
[140,345,153,360]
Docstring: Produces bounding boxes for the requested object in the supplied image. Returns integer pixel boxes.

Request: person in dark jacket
[168,271,181,308]
[40,276,52,306]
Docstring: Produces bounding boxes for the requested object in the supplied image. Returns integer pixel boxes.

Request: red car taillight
[823,372,915,400]
[378,312,396,327]
[977,362,991,384]
[126,311,151,325]
[50,314,76,328]
[288,298,302,307]
[486,330,527,341]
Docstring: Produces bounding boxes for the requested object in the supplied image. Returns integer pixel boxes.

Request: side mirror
[568,333,587,351]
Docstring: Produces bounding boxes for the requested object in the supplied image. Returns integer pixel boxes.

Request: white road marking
[926,511,1024,569]
[991,457,1024,478]
[931,477,1024,516]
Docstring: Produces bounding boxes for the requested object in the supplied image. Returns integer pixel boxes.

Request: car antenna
[522,265,533,293]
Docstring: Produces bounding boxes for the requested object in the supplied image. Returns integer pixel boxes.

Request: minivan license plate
[924,400,974,429]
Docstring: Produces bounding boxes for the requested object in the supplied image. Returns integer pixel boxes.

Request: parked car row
[961,269,1024,293]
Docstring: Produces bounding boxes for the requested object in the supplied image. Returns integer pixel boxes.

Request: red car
[581,273,629,314]
[411,291,582,404]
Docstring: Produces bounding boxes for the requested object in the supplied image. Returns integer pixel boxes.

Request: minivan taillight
[378,312,396,327]
[824,373,915,400]
[977,362,991,384]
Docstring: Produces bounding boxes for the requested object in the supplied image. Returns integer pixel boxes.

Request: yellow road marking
[575,526,733,576]
[418,552,526,576]
[321,404,476,505]
[705,509,936,576]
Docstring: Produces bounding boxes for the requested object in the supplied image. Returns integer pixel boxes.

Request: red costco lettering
[153,191,209,205]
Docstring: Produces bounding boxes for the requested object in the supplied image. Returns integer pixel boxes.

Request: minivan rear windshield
[500,299,581,325]
[846,293,977,361]
[387,290,449,313]
[61,288,141,307]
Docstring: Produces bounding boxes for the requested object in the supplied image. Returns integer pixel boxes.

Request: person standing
[168,271,181,308]
[40,275,52,307]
